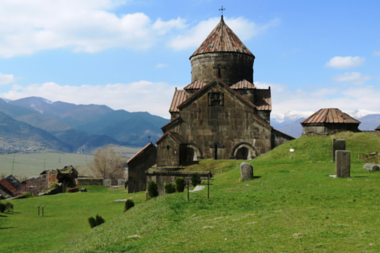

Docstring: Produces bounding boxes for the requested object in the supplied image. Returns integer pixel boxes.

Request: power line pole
[11,152,15,175]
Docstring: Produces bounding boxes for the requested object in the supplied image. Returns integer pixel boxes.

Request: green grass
[2,132,380,252]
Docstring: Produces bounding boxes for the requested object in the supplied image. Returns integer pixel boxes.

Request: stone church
[127,15,293,192]
[155,15,293,167]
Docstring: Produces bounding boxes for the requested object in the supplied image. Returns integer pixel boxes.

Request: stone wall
[302,123,359,135]
[271,129,295,148]
[162,81,272,161]
[77,178,103,186]
[156,136,181,167]
[146,170,211,196]
[190,53,255,86]
[128,144,157,193]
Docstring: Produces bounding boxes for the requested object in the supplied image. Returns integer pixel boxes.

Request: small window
[208,92,224,106]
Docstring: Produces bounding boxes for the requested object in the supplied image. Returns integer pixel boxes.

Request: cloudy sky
[0,0,379,119]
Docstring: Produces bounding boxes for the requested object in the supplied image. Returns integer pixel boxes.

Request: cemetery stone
[240,162,253,180]
[363,163,380,171]
[335,150,350,178]
[103,179,111,187]
[118,179,126,187]
[333,139,346,162]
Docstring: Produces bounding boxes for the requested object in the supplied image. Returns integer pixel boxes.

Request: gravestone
[333,139,346,162]
[240,162,253,180]
[335,150,350,178]
[363,163,380,171]
[103,179,111,187]
[118,179,126,187]
[80,188,87,192]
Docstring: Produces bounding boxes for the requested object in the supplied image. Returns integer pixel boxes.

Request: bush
[95,215,105,225]
[5,202,13,212]
[22,192,32,198]
[67,187,79,193]
[88,217,96,228]
[50,183,58,189]
[191,173,201,187]
[0,202,5,213]
[165,183,176,194]
[176,177,186,192]
[125,199,134,211]
[148,181,158,198]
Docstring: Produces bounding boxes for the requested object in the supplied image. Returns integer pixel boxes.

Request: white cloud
[374,51,380,56]
[325,56,365,69]
[0,73,16,85]
[0,0,187,57]
[169,17,281,51]
[1,81,175,118]
[331,72,371,85]
[256,81,380,116]
[155,64,168,69]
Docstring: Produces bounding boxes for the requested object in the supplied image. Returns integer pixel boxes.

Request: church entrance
[236,147,249,160]
[186,147,195,161]
[214,144,218,160]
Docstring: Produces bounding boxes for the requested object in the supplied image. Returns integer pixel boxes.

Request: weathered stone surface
[335,150,350,178]
[240,162,253,180]
[363,163,380,171]
[103,179,111,187]
[333,139,346,162]
[118,179,126,187]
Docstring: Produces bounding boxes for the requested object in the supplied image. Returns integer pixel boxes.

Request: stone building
[127,142,157,193]
[40,165,78,189]
[156,16,293,167]
[301,108,360,135]
[376,125,380,132]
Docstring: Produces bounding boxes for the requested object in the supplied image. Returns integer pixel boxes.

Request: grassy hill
[2,132,380,252]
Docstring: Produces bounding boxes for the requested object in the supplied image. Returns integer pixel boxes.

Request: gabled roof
[127,142,156,164]
[230,79,255,89]
[301,108,361,124]
[156,131,187,145]
[184,80,206,90]
[190,17,254,59]
[255,89,272,111]
[161,117,183,133]
[0,179,16,193]
[177,77,258,112]
[169,89,186,113]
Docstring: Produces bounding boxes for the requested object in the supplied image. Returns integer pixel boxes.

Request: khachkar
[154,14,294,169]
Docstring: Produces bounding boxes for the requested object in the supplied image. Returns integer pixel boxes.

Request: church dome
[190,16,255,86]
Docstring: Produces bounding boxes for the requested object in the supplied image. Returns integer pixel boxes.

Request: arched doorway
[236,147,249,160]
[186,147,195,161]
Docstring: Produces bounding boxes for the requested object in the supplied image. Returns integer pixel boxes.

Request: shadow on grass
[0,214,8,217]
[3,212,21,215]
[253,176,261,179]
[0,227,16,229]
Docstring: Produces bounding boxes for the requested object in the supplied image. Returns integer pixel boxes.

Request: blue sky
[0,0,379,119]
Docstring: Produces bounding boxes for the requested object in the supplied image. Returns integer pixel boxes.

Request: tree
[89,147,126,181]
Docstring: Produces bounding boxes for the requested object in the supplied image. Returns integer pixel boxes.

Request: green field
[0,145,141,178]
[2,132,380,252]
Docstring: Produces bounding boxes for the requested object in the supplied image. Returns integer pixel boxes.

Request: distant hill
[0,112,72,153]
[358,114,380,131]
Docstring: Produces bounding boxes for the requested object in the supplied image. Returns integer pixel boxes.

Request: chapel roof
[230,79,256,89]
[301,108,360,124]
[169,89,186,112]
[156,131,187,145]
[255,89,272,111]
[0,178,16,193]
[127,142,156,164]
[184,80,206,90]
[190,16,253,59]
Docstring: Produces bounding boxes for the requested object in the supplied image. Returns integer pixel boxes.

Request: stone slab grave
[363,163,380,171]
[333,139,346,162]
[189,185,205,193]
[240,162,253,180]
[336,150,350,178]
[103,179,111,187]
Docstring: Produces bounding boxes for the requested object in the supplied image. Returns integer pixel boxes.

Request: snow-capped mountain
[348,109,380,119]
[271,110,314,124]
[0,97,12,103]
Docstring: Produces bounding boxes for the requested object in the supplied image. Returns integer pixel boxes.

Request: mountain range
[271,110,380,138]
[0,97,169,153]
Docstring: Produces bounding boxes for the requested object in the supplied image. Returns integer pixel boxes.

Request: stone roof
[184,80,206,90]
[190,17,253,59]
[301,108,361,124]
[169,89,186,113]
[127,142,156,164]
[0,178,16,193]
[156,131,187,145]
[230,80,256,89]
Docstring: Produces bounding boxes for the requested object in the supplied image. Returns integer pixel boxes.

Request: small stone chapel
[127,15,293,192]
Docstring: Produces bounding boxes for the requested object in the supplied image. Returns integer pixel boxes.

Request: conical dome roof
[190,16,253,58]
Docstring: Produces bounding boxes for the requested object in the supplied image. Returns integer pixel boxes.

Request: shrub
[176,177,186,192]
[191,173,201,187]
[50,183,58,189]
[88,217,96,228]
[165,182,176,194]
[148,181,158,198]
[5,202,13,212]
[0,202,5,213]
[95,215,105,225]
[67,187,79,193]
[125,199,135,211]
[22,192,32,198]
